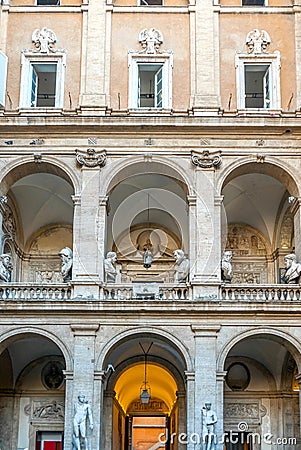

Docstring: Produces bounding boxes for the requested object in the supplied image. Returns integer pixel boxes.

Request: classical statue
[73,394,93,450]
[283,253,301,284]
[202,401,217,450]
[173,249,189,283]
[0,253,13,282]
[104,251,117,283]
[221,250,233,283]
[59,247,73,282]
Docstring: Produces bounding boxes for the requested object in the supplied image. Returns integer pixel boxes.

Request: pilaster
[63,370,74,450]
[191,325,221,448]
[72,169,101,299]
[79,0,110,112]
[185,371,195,450]
[190,0,221,114]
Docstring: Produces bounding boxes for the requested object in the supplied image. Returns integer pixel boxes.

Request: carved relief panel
[225,224,270,284]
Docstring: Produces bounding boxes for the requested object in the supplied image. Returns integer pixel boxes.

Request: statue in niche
[173,249,189,283]
[202,401,217,450]
[283,253,301,284]
[221,251,233,283]
[104,251,118,283]
[73,394,93,450]
[0,253,13,282]
[59,247,73,282]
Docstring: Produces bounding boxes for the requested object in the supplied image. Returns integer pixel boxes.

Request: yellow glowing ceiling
[114,363,178,413]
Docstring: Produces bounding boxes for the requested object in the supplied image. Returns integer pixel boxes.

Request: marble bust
[283,253,301,284]
[173,249,189,283]
[58,247,73,282]
[104,252,117,283]
[0,253,13,282]
[221,250,233,283]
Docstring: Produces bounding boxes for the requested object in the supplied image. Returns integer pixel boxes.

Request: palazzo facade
[1,0,301,449]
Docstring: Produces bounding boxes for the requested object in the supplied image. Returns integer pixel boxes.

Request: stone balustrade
[103,283,190,301]
[1,282,301,303]
[221,284,301,302]
[0,284,72,301]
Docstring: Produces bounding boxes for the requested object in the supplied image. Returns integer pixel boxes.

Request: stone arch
[0,156,80,195]
[102,155,195,197]
[0,327,73,371]
[217,157,300,197]
[217,327,301,373]
[97,326,193,373]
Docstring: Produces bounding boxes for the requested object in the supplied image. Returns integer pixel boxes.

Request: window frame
[128,52,173,110]
[0,51,8,108]
[242,0,267,6]
[19,51,66,109]
[235,51,280,111]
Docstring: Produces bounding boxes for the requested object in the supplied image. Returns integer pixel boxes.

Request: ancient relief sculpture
[104,251,117,283]
[173,249,189,283]
[221,251,233,283]
[283,253,301,284]
[0,253,13,282]
[73,394,93,450]
[202,401,217,450]
[58,247,73,282]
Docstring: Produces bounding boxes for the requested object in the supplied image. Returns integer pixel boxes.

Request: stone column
[72,169,101,299]
[185,371,195,450]
[188,195,197,282]
[63,370,74,450]
[102,390,116,450]
[216,371,227,450]
[291,198,301,261]
[296,373,301,435]
[191,325,220,449]
[79,0,111,113]
[71,324,99,449]
[190,0,221,114]
[92,371,105,450]
[177,390,186,450]
[97,196,108,284]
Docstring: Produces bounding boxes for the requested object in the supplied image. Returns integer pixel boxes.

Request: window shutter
[0,51,8,108]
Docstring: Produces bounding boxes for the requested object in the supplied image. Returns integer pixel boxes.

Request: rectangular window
[244,64,270,109]
[36,0,60,4]
[138,64,163,107]
[20,52,65,109]
[30,63,57,107]
[242,0,265,5]
[139,0,163,5]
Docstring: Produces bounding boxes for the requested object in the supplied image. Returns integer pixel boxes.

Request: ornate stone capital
[191,150,221,169]
[76,148,107,168]
[246,29,271,54]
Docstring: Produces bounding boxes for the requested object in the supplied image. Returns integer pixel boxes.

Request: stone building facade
[1,0,301,449]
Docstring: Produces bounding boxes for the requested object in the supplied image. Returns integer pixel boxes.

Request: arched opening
[102,332,187,450]
[0,162,74,283]
[221,162,299,284]
[106,168,189,283]
[223,333,300,450]
[0,331,67,450]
